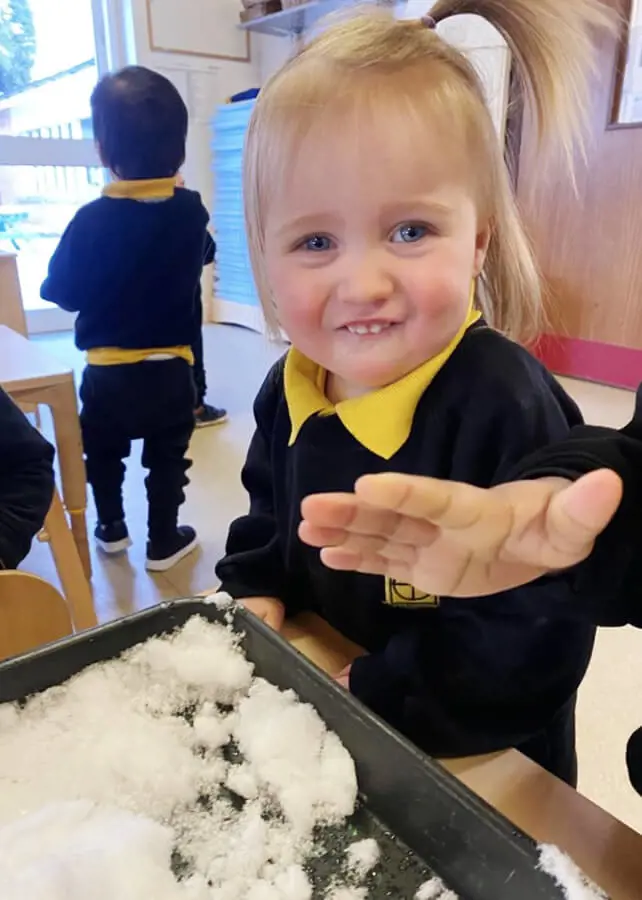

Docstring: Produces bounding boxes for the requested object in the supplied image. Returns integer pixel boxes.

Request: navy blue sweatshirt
[0,389,54,569]
[40,187,211,351]
[217,324,596,761]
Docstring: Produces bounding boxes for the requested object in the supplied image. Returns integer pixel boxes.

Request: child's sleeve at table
[506,384,642,627]
[216,363,289,604]
[0,390,55,570]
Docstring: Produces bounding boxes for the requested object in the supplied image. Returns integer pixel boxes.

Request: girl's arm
[216,364,288,610]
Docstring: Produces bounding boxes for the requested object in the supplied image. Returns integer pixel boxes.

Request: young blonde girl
[217,0,612,784]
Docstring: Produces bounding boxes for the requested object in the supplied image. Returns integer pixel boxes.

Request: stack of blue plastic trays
[211,99,260,315]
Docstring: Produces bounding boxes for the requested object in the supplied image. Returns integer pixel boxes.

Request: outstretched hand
[299,470,622,598]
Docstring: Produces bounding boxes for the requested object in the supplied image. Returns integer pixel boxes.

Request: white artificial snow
[0,801,190,900]
[234,679,358,834]
[415,878,459,900]
[208,592,234,610]
[0,616,361,898]
[346,838,380,878]
[539,844,607,900]
[416,882,443,900]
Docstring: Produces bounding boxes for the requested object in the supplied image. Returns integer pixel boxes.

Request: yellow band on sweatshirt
[102,178,177,201]
[86,346,194,366]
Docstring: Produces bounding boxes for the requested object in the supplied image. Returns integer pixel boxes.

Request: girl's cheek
[410,275,466,320]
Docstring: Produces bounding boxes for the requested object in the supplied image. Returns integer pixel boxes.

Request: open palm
[299,470,622,598]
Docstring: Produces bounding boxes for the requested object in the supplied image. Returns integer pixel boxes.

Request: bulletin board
[146,0,251,64]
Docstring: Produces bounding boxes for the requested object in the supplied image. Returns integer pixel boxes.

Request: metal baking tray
[0,599,570,899]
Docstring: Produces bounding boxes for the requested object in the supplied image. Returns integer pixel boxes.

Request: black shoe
[194,403,228,428]
[146,525,199,572]
[95,520,132,555]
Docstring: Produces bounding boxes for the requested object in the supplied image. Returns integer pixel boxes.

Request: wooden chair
[37,490,97,631]
[0,570,73,662]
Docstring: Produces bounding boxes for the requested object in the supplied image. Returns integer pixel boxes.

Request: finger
[319,546,415,583]
[301,495,440,545]
[301,493,371,529]
[298,520,351,548]
[355,473,511,532]
[546,470,622,557]
[306,523,435,563]
[302,493,412,539]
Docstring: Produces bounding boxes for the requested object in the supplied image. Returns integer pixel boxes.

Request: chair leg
[45,492,97,631]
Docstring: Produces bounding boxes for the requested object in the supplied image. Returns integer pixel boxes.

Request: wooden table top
[0,325,72,391]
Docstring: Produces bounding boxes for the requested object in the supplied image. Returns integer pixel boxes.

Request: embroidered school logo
[384,578,440,608]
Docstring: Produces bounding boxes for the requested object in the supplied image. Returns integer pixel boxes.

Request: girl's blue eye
[301,235,332,252]
[391,223,429,244]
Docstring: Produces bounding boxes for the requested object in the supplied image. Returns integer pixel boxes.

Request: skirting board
[534,334,642,391]
[211,297,267,335]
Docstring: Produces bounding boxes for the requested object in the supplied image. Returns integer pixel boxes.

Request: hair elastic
[420,14,437,29]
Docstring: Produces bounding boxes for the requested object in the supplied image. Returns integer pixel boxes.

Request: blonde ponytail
[429,0,616,169]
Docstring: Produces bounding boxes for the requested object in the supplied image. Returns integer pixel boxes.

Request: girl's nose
[335,251,395,307]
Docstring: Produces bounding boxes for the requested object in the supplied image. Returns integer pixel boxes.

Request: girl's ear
[473,221,492,276]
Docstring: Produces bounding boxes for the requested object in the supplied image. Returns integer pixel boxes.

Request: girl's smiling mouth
[342,320,398,336]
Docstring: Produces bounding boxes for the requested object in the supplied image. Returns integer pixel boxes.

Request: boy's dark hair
[91,66,188,180]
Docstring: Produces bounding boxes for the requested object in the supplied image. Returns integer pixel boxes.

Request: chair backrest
[0,570,73,662]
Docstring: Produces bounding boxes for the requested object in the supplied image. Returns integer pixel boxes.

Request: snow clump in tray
[0,613,360,899]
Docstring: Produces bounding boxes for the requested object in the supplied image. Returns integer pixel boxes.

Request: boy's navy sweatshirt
[217,323,596,760]
[40,186,211,350]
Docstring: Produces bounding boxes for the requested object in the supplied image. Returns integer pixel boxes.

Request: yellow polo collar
[285,304,481,460]
[103,178,176,200]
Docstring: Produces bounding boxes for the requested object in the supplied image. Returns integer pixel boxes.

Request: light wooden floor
[23,325,642,835]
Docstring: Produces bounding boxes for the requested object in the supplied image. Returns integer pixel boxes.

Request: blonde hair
[244,0,613,343]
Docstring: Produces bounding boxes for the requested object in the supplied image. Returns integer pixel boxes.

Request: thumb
[546,469,623,556]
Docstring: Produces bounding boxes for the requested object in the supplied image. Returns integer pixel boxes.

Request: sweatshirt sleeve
[504,384,642,627]
[216,364,287,601]
[0,390,55,570]
[203,232,216,266]
[40,213,85,312]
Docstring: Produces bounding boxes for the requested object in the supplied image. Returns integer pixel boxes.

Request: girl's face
[263,114,490,401]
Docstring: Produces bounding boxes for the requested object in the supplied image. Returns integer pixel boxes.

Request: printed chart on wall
[146,0,250,63]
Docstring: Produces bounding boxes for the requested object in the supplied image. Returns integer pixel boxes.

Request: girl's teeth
[347,323,389,335]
